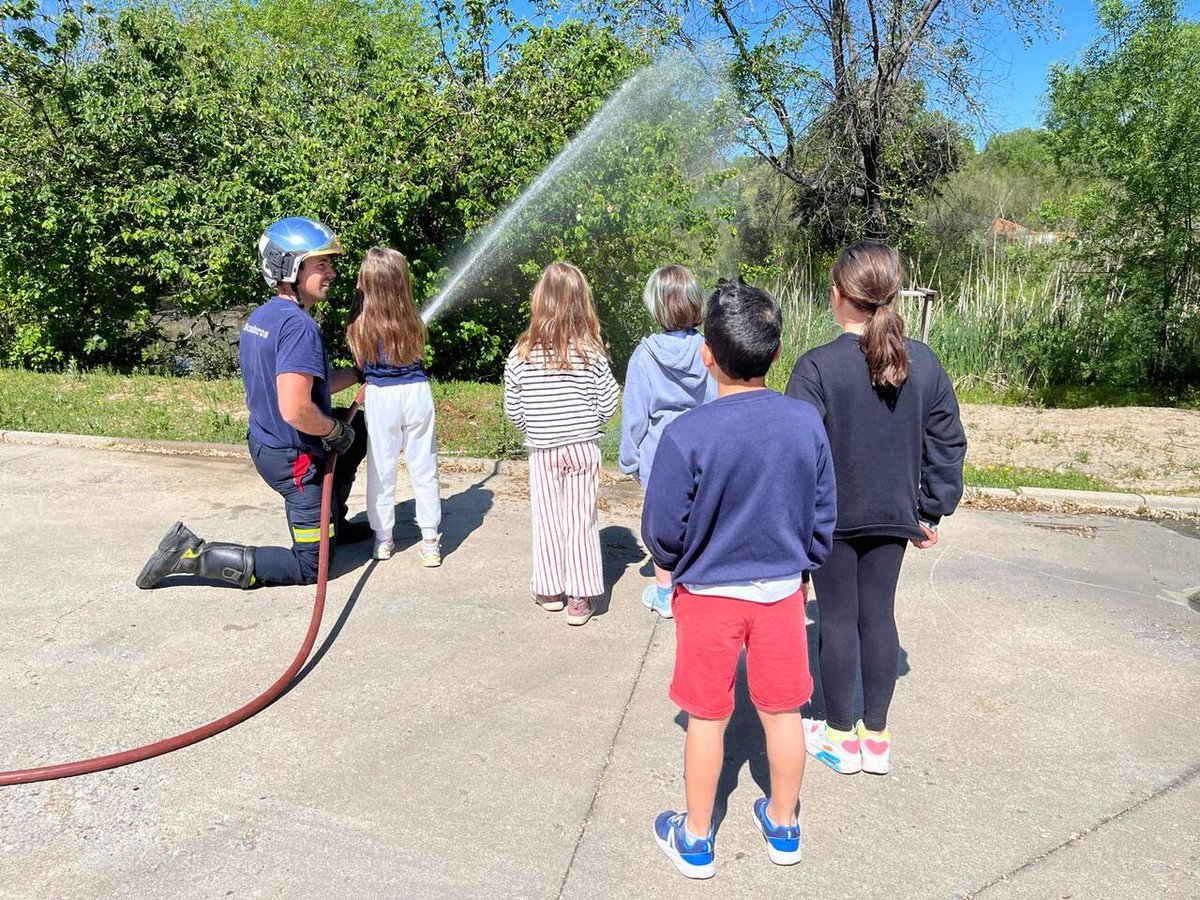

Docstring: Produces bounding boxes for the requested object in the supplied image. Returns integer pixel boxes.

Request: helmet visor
[303,236,344,258]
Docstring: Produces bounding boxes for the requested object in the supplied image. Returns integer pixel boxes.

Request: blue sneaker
[653,811,715,879]
[641,584,674,619]
[752,798,802,865]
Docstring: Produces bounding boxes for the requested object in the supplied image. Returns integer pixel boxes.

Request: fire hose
[0,392,364,787]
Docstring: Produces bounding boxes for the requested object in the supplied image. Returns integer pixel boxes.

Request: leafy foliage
[0,0,729,375]
[1046,0,1200,390]
[1,0,1197,405]
[589,0,1051,243]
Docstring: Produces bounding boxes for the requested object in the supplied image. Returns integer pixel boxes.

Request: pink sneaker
[803,719,862,774]
[857,721,891,774]
[533,592,565,612]
[565,596,595,626]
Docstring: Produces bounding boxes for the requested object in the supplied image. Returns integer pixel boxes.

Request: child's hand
[911,524,939,549]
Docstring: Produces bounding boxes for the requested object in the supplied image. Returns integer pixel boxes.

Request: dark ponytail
[830,241,910,392]
[859,301,909,392]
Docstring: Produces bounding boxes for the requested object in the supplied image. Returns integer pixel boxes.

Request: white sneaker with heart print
[857,720,891,775]
[804,718,862,774]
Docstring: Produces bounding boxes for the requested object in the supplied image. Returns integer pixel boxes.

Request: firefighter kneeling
[137,217,369,589]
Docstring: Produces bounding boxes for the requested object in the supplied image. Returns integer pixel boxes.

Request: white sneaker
[804,718,862,774]
[372,538,394,560]
[418,537,442,568]
[857,720,891,775]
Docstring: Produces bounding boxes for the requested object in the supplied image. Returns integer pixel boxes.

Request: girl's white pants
[528,440,603,598]
[364,381,441,539]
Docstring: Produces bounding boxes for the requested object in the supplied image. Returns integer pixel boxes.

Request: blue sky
[984,0,1200,133]
[522,1,1198,138]
[985,0,1104,132]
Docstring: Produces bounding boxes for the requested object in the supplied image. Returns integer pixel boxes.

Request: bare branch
[712,0,797,173]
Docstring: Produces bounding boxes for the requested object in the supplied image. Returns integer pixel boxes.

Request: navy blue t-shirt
[641,390,837,587]
[239,297,331,457]
[363,356,428,386]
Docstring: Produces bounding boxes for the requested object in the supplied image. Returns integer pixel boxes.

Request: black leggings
[812,536,907,733]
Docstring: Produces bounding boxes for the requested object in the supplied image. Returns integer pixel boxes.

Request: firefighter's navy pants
[248,409,368,586]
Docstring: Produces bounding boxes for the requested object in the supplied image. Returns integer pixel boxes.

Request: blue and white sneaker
[752,798,802,865]
[653,811,715,879]
[641,584,674,619]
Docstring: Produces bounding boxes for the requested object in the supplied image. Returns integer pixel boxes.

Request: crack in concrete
[927,547,1200,727]
[966,761,1200,897]
[556,615,661,900]
[0,447,47,468]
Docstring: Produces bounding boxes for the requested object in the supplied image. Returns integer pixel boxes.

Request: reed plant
[766,266,840,392]
[765,244,1084,398]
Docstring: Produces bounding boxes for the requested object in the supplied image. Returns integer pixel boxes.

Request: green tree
[1046,0,1200,389]
[0,0,442,367]
[915,127,1080,283]
[0,0,731,377]
[423,31,737,377]
[590,0,1052,244]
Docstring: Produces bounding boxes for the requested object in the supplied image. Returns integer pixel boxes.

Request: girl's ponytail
[830,241,910,393]
[859,300,909,392]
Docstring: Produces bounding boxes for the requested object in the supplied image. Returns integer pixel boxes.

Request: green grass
[430,380,524,458]
[964,463,1116,492]
[1034,384,1185,409]
[0,368,1156,495]
[954,384,1029,406]
[0,369,550,461]
[765,253,1200,410]
[0,367,249,443]
[0,368,529,455]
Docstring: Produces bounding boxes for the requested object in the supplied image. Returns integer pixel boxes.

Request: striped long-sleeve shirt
[503,346,619,449]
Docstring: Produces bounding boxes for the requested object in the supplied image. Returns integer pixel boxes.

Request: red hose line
[0,394,365,787]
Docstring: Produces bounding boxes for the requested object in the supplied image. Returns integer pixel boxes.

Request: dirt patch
[962,404,1200,495]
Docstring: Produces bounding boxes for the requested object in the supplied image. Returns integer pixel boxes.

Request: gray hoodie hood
[641,330,709,389]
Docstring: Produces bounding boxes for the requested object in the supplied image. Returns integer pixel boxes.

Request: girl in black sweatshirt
[785,241,967,776]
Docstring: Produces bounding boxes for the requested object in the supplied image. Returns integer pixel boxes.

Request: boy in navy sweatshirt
[643,280,837,879]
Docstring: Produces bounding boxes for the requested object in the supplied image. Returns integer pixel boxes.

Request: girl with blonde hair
[503,262,619,626]
[619,265,716,617]
[348,247,442,565]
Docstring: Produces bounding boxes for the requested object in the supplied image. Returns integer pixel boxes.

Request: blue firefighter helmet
[257,217,344,288]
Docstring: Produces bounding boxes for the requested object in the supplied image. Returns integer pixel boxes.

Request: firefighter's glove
[322,418,356,455]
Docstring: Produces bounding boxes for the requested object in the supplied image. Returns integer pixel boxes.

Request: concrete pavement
[0,441,1197,899]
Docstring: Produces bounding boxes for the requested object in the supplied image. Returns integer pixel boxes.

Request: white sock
[421,528,439,542]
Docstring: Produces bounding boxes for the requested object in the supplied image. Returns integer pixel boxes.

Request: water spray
[421,56,720,324]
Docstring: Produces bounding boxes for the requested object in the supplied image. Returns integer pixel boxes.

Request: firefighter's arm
[277,373,339,438]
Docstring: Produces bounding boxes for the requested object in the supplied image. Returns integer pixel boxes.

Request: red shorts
[669,583,812,719]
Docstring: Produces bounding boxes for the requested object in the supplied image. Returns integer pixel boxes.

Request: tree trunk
[862,137,886,238]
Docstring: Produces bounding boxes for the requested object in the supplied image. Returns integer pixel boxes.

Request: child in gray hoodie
[620,265,717,617]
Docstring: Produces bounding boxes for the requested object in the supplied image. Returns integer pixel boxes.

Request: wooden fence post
[901,287,940,343]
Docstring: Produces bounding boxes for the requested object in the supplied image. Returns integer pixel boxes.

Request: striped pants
[528,440,604,599]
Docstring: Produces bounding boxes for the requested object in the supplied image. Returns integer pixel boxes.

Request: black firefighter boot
[332,409,372,546]
[332,478,372,546]
[136,521,257,589]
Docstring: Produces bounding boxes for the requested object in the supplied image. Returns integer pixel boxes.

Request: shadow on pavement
[369,466,498,561]
[598,524,644,616]
[440,467,497,559]
[281,559,380,699]
[672,655,769,832]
